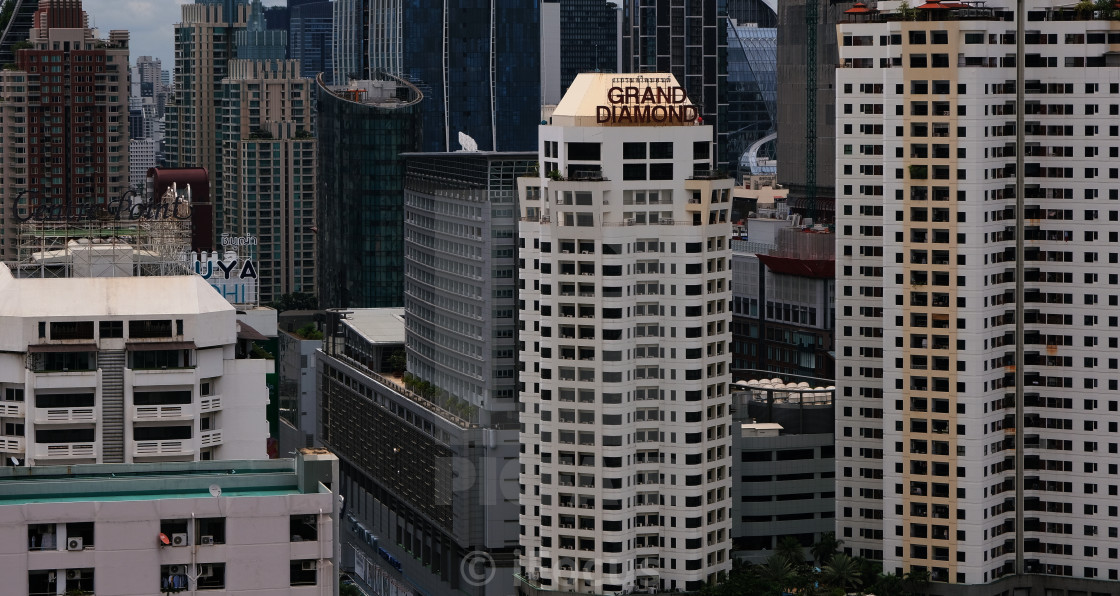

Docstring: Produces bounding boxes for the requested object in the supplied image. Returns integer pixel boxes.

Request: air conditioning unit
[198,564,214,578]
[171,533,188,547]
[66,570,81,580]
[169,565,185,575]
[302,560,317,571]
[200,535,215,545]
[67,537,83,551]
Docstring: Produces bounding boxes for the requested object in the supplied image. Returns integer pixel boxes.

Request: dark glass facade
[315,75,422,308]
[290,1,333,80]
[554,0,619,93]
[727,21,776,174]
[401,0,540,152]
[621,0,729,168]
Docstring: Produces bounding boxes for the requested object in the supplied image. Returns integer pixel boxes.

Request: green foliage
[387,347,406,373]
[295,323,323,340]
[268,292,319,313]
[250,343,274,359]
[546,169,564,181]
[339,584,362,596]
[702,534,918,596]
[898,0,916,19]
[0,1,16,35]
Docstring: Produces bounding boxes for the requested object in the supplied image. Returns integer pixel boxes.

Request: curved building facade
[315,74,421,309]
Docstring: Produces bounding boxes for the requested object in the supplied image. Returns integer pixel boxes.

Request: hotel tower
[517,73,733,595]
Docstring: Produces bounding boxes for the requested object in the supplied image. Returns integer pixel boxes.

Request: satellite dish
[209,484,222,497]
[10,457,20,466]
[458,132,479,152]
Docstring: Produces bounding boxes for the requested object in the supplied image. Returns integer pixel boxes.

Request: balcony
[199,430,223,447]
[32,442,95,459]
[0,436,25,453]
[34,407,96,424]
[199,395,222,412]
[0,402,25,417]
[134,440,189,456]
[134,404,192,420]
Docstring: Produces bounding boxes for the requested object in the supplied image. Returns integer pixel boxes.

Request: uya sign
[191,250,258,305]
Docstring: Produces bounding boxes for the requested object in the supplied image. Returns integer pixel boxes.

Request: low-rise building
[0,449,339,595]
[0,263,269,466]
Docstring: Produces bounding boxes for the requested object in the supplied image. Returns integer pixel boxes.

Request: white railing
[36,443,95,458]
[134,405,187,420]
[0,436,25,453]
[36,407,96,424]
[134,440,187,455]
[0,402,24,417]
[200,430,223,447]
[199,396,222,412]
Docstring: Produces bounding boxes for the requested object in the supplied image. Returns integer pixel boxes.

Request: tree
[822,553,863,593]
[268,292,319,313]
[756,554,797,593]
[904,567,931,593]
[387,348,406,373]
[295,323,323,340]
[811,531,842,566]
[775,535,807,566]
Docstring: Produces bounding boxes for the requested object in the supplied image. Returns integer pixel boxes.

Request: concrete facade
[518,73,734,594]
[0,450,339,596]
[0,263,269,467]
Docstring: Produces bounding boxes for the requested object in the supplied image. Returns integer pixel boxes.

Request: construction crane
[804,0,819,223]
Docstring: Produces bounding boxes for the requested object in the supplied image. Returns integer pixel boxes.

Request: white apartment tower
[518,73,733,595]
[837,1,1120,591]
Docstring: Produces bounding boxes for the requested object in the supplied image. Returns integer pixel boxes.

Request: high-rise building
[836,2,1120,592]
[236,0,286,60]
[289,0,333,80]
[220,59,317,303]
[0,0,130,263]
[165,0,250,237]
[0,0,40,66]
[402,152,534,427]
[620,0,729,169]
[315,75,420,308]
[129,138,159,190]
[401,0,540,152]
[330,0,364,82]
[540,0,621,105]
[0,262,269,466]
[726,17,777,176]
[517,73,733,594]
[774,0,838,214]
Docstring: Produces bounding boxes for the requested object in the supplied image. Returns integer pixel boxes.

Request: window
[196,563,226,590]
[50,321,93,340]
[291,560,318,586]
[129,319,173,338]
[290,514,318,542]
[99,320,123,338]
[196,517,226,544]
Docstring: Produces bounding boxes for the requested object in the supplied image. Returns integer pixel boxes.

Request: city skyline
[80,0,286,67]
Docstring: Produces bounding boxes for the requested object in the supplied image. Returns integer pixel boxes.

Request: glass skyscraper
[401,0,540,152]
[290,1,334,81]
[315,75,421,308]
[727,22,777,175]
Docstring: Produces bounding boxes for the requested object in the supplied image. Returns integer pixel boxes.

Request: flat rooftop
[343,308,406,345]
[0,458,316,506]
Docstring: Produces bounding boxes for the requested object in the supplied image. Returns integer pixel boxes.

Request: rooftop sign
[596,75,699,125]
[551,73,701,128]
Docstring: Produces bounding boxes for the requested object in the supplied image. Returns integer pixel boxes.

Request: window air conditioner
[198,564,214,578]
[66,570,81,580]
[172,533,188,547]
[302,560,317,571]
[169,565,185,575]
[67,537,83,550]
[200,535,215,545]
